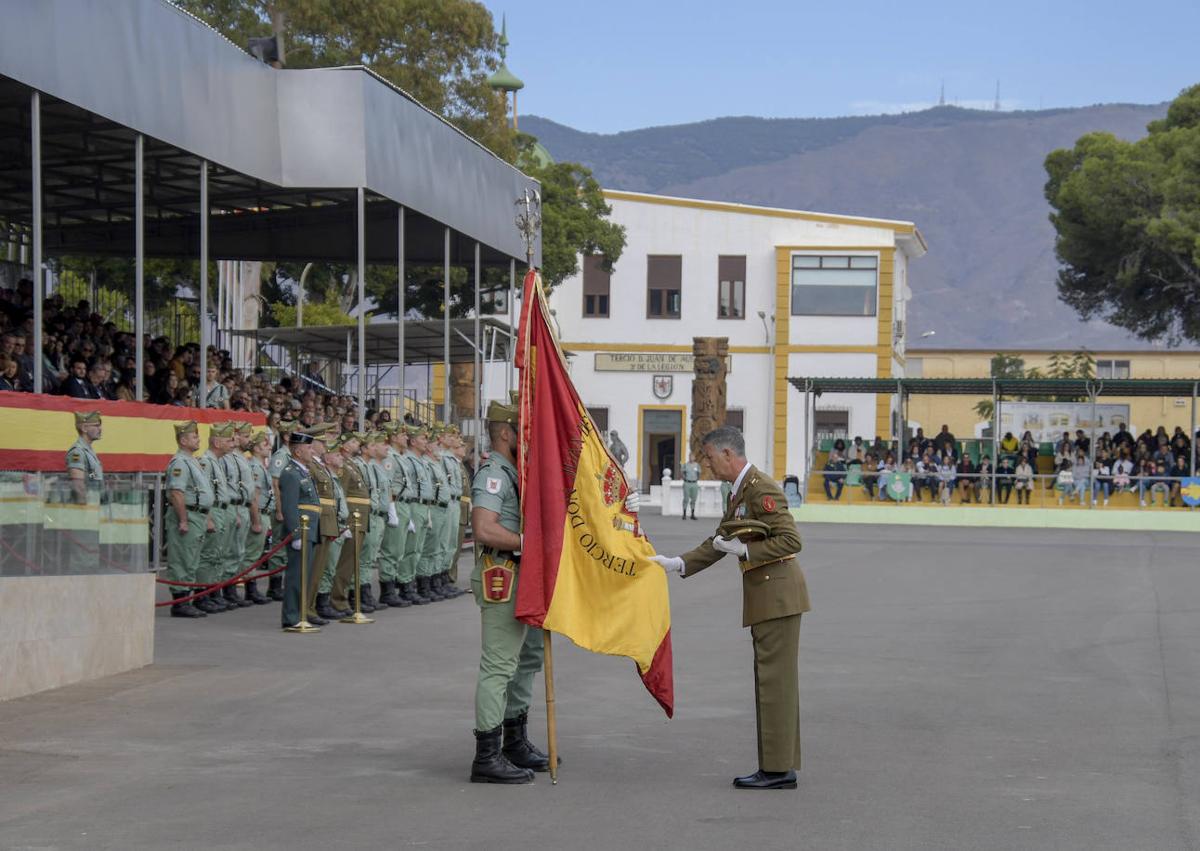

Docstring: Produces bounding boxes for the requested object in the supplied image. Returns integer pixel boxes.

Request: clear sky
[483,0,1200,133]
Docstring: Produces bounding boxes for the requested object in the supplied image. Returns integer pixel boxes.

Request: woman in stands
[1014,456,1035,505]
[1092,452,1113,506]
[1112,450,1134,495]
[956,453,977,504]
[1054,459,1075,505]
[976,455,994,504]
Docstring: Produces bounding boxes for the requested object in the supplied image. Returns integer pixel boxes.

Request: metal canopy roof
[788,377,1200,398]
[0,0,539,266]
[236,318,513,365]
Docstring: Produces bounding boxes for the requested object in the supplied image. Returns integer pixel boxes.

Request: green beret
[485,400,518,426]
[210,421,236,438]
[74,410,102,427]
[173,420,198,439]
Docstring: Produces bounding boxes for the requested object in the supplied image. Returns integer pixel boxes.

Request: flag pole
[543,629,559,784]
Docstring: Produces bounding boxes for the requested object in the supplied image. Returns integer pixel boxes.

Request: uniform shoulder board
[68,451,82,463]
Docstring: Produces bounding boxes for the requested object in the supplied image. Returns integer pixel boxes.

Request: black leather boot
[402,580,430,605]
[502,710,556,772]
[471,727,534,784]
[439,572,464,598]
[205,588,229,612]
[170,589,206,619]
[357,583,378,613]
[244,579,269,605]
[267,575,285,601]
[193,589,218,614]
[224,585,251,608]
[379,580,408,608]
[315,592,339,621]
[419,575,445,601]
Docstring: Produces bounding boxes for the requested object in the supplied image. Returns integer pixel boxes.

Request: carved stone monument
[449,361,475,422]
[690,337,728,478]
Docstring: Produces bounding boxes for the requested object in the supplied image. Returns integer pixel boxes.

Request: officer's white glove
[290,538,302,551]
[387,503,400,527]
[712,535,748,559]
[408,520,416,533]
[340,528,352,540]
[651,555,684,576]
[623,491,641,513]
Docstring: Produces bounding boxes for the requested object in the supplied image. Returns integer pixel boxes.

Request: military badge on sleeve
[485,477,502,495]
[761,495,777,513]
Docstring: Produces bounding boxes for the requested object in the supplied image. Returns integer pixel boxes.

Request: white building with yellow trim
[548,190,926,488]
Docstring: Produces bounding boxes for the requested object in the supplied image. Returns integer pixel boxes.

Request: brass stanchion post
[285,515,320,633]
[341,510,373,624]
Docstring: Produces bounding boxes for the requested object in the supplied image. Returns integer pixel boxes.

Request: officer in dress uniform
[376,423,410,608]
[196,421,237,614]
[278,428,323,630]
[653,426,810,791]
[681,453,702,520]
[241,430,273,605]
[220,422,255,608]
[468,398,552,784]
[305,424,339,626]
[164,420,213,618]
[314,435,352,621]
[436,427,465,597]
[265,421,298,601]
[357,431,391,613]
[399,424,433,605]
[66,410,104,503]
[328,431,371,617]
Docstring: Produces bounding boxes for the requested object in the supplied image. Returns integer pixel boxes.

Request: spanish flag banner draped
[515,269,674,717]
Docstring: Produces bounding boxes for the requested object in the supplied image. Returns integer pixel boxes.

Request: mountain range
[523,104,1169,351]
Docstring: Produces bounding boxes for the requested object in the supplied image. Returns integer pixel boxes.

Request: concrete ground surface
[2,517,1200,851]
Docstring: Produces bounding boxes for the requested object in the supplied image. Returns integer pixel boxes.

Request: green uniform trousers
[223,505,250,579]
[451,501,469,583]
[165,509,206,584]
[377,501,404,582]
[318,536,346,594]
[400,504,428,583]
[440,502,459,576]
[751,613,802,773]
[683,482,699,514]
[420,504,447,579]
[198,507,234,585]
[241,521,268,576]
[360,515,385,587]
[472,572,545,731]
[268,515,289,572]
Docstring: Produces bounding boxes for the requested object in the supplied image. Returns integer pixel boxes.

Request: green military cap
[717,518,770,543]
[345,430,367,443]
[382,421,401,436]
[325,435,347,453]
[74,410,102,427]
[444,423,461,436]
[277,420,299,435]
[210,421,236,438]
[485,399,518,426]
[366,431,388,445]
[235,421,253,434]
[402,422,421,436]
[249,430,270,448]
[173,420,199,439]
[303,423,335,441]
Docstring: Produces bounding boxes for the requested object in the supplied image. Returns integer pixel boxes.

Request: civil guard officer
[265,420,298,601]
[328,431,371,617]
[66,410,103,504]
[653,426,810,790]
[220,422,255,608]
[196,421,237,613]
[241,430,273,605]
[681,453,702,520]
[305,424,339,626]
[468,398,550,784]
[164,420,213,618]
[278,427,322,631]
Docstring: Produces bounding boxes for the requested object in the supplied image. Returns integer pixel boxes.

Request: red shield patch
[761,495,777,513]
[481,556,515,603]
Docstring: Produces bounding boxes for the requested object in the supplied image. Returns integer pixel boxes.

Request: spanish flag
[515,270,673,717]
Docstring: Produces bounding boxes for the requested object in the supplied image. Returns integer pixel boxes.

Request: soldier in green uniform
[329,431,371,616]
[66,410,104,503]
[306,425,339,626]
[196,421,237,613]
[164,420,213,618]
[435,427,465,597]
[315,436,352,621]
[468,399,551,784]
[399,424,433,605]
[452,434,472,586]
[241,430,273,605]
[653,426,810,791]
[265,421,298,601]
[681,453,702,520]
[361,431,394,612]
[376,423,410,608]
[419,424,451,602]
[278,429,323,630]
[220,422,255,608]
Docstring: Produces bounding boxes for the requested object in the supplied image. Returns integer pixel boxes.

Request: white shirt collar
[731,462,752,497]
[291,457,309,474]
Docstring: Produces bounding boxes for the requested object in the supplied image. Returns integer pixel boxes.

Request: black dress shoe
[732,769,797,790]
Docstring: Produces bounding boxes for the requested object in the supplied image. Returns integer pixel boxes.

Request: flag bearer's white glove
[514,534,524,557]
[624,491,641,513]
[408,520,416,533]
[341,528,352,540]
[712,535,748,559]
[387,503,399,527]
[651,555,684,576]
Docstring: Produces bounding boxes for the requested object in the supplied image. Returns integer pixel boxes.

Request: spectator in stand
[850,436,865,457]
[956,453,977,504]
[203,365,229,409]
[62,357,97,398]
[914,427,931,456]
[905,438,920,462]
[1152,439,1175,470]
[1147,460,1171,507]
[1071,451,1091,505]
[860,451,876,499]
[1073,429,1090,456]
[996,455,1015,504]
[1112,452,1134,494]
[1169,455,1191,506]
[898,457,916,501]
[1054,459,1075,505]
[1014,455,1035,504]
[877,451,897,501]
[1113,422,1134,451]
[937,439,958,465]
[999,431,1019,458]
[977,455,994,504]
[914,451,935,502]
[114,370,137,402]
[832,437,846,456]
[933,424,956,456]
[87,361,114,400]
[1054,436,1073,471]
[1171,432,1190,466]
[936,455,956,505]
[1019,430,1037,459]
[823,450,847,501]
[1092,453,1112,506]
[0,353,20,392]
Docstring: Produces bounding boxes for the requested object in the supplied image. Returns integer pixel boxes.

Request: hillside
[523,104,1168,350]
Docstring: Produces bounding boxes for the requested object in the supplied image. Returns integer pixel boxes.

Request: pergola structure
[789,376,1200,503]
[0,0,539,429]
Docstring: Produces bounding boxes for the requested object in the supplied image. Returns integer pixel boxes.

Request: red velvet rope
[154,533,293,607]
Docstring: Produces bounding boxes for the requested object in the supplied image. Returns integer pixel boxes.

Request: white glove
[712,535,748,559]
[290,538,302,551]
[341,528,352,540]
[623,491,641,513]
[387,503,400,527]
[407,520,416,533]
[514,534,524,557]
[651,555,684,576]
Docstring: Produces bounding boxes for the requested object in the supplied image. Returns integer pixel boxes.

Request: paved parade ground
[3,517,1200,850]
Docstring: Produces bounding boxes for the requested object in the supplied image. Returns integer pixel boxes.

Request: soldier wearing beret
[164,421,213,618]
[196,421,237,613]
[265,420,298,601]
[278,428,323,630]
[653,426,810,790]
[219,422,256,608]
[66,410,103,504]
[241,431,273,605]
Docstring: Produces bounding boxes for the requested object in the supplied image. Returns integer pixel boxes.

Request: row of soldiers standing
[163,417,472,623]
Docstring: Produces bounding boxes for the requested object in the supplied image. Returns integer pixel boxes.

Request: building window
[582,255,610,318]
[791,254,877,317]
[647,255,682,319]
[586,406,609,432]
[1096,359,1131,379]
[725,409,745,432]
[718,255,746,319]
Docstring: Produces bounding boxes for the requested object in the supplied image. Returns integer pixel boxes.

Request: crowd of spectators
[819,421,1198,509]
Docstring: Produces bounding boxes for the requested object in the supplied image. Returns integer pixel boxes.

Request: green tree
[1045,83,1200,344]
[270,291,354,326]
[973,350,1092,420]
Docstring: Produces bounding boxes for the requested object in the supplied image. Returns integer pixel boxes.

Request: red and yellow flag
[515,269,673,717]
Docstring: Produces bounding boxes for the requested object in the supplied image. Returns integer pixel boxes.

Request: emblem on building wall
[652,374,673,399]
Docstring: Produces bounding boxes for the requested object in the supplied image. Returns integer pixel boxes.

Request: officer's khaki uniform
[471,451,543,730]
[453,457,471,583]
[330,455,371,610]
[308,458,340,610]
[317,473,348,594]
[439,449,464,580]
[681,465,810,773]
[165,448,213,584]
[64,436,103,572]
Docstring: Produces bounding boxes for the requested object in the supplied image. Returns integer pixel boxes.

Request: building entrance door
[641,408,683,492]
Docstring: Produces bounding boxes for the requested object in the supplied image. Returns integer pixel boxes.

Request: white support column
[30,91,43,394]
[474,242,481,441]
[199,161,208,407]
[398,206,405,417]
[134,135,145,401]
[508,257,516,393]
[357,188,366,430]
[443,227,451,421]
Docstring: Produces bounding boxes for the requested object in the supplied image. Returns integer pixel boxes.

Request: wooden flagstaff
[543,629,559,784]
